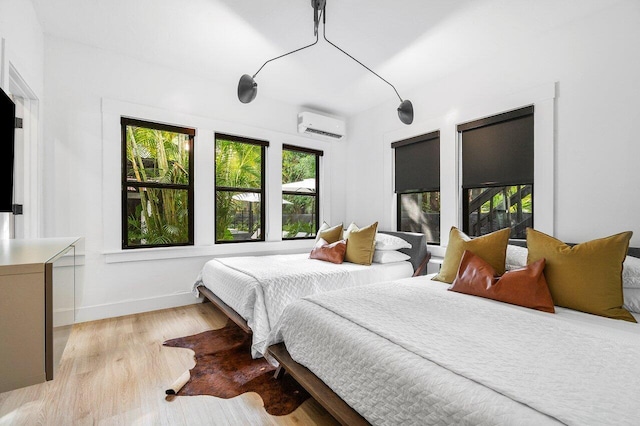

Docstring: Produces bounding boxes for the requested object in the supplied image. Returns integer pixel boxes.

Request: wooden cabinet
[0,237,82,393]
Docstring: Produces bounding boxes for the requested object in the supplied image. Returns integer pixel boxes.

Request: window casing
[459,106,534,238]
[215,133,268,243]
[121,118,194,249]
[282,145,322,239]
[392,131,440,244]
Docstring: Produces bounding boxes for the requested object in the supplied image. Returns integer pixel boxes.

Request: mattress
[267,275,640,425]
[193,253,413,357]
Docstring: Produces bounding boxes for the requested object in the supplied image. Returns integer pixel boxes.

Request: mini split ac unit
[297,111,346,140]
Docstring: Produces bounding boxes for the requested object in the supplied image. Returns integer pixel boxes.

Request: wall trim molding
[74,292,200,323]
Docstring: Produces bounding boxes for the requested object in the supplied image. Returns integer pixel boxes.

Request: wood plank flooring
[0,303,339,425]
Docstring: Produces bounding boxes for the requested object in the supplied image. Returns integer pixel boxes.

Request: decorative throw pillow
[343,222,358,240]
[506,244,528,271]
[309,238,347,264]
[526,228,635,322]
[315,222,343,244]
[432,227,511,283]
[344,222,379,265]
[375,233,412,251]
[372,250,411,264]
[449,250,555,313]
[623,256,640,288]
[623,288,640,314]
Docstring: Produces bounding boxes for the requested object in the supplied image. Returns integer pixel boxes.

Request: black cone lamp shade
[238,74,258,104]
[397,99,414,125]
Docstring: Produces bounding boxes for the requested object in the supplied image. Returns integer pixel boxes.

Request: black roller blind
[459,106,533,189]
[392,131,440,193]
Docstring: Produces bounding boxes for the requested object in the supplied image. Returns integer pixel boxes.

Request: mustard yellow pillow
[344,222,378,265]
[316,222,343,244]
[432,227,511,283]
[526,228,635,322]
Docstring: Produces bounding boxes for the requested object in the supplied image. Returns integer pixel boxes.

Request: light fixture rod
[252,32,319,79]
[321,8,404,103]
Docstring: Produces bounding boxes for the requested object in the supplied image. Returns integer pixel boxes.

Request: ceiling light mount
[237,0,413,125]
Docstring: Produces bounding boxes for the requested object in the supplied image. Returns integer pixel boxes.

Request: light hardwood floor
[0,303,339,425]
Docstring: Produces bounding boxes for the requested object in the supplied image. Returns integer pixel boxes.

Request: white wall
[43,37,348,322]
[0,0,45,238]
[347,0,640,249]
[0,0,43,95]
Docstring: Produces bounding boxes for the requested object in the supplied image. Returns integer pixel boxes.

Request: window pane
[282,150,316,187]
[398,192,440,244]
[282,149,318,239]
[465,185,532,238]
[215,136,266,243]
[125,187,190,246]
[215,139,262,190]
[282,194,317,238]
[216,191,262,241]
[121,118,194,249]
[125,125,190,184]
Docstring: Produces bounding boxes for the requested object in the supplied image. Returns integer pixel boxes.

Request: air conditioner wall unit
[297,111,346,140]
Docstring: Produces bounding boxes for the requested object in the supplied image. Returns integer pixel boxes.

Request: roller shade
[459,106,533,189]
[392,131,440,193]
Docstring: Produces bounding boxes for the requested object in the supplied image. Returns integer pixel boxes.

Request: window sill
[103,239,316,264]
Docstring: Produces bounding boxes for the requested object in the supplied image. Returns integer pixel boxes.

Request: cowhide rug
[163,321,309,416]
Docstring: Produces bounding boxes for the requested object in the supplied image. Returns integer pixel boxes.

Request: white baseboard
[74,292,200,323]
[53,308,75,327]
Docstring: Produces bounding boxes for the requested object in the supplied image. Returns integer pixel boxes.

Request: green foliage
[283,221,315,238]
[282,150,317,236]
[282,150,315,183]
[215,140,263,241]
[125,125,191,246]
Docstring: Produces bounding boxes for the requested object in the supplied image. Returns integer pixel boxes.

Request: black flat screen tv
[0,87,15,212]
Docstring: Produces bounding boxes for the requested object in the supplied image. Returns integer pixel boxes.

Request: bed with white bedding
[266,275,640,425]
[193,230,427,357]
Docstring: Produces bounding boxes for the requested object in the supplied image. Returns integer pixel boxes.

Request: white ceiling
[31,0,615,118]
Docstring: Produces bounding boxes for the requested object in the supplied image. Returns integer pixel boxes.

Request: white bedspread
[268,277,640,425]
[193,253,412,357]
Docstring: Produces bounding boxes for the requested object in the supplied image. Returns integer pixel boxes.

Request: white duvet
[267,277,640,425]
[193,253,412,357]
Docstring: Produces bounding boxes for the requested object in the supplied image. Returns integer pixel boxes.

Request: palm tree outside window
[215,133,269,243]
[121,117,194,249]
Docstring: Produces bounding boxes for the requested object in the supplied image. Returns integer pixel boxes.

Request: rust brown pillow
[449,250,555,313]
[309,238,347,264]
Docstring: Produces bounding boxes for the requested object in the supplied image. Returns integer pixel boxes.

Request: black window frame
[281,144,323,240]
[121,117,195,249]
[392,131,441,244]
[458,106,534,238]
[215,133,269,244]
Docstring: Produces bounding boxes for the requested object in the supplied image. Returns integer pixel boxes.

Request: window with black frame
[215,133,268,243]
[282,145,322,239]
[121,117,194,249]
[459,106,534,239]
[392,131,440,244]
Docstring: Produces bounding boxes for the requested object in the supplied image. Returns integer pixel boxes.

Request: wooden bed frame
[269,343,370,426]
[198,230,430,335]
[198,285,252,334]
[267,244,640,426]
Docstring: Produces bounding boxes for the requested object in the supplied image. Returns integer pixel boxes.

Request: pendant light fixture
[237,0,414,125]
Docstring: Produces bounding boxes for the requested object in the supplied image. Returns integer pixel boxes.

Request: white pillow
[375,233,412,251]
[623,287,640,313]
[343,222,358,240]
[372,250,411,264]
[506,244,528,271]
[623,256,640,288]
